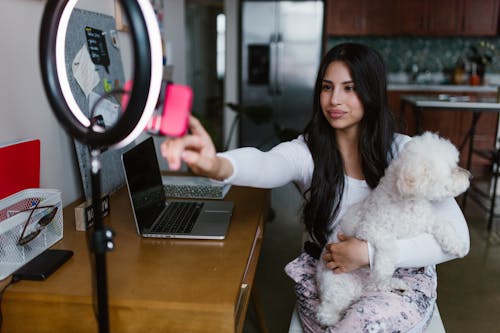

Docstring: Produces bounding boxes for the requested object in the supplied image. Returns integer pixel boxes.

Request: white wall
[164,0,187,84]
[0,1,83,206]
[0,0,189,206]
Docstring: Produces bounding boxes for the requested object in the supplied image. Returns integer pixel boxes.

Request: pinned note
[72,44,100,98]
[89,92,119,127]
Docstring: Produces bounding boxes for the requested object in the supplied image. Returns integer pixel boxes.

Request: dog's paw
[366,278,391,292]
[365,283,375,292]
[455,241,469,257]
[366,278,407,293]
[389,278,409,293]
[441,239,468,257]
[316,303,341,327]
[365,280,382,292]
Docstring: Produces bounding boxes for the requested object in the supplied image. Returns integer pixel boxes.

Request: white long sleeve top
[218,134,470,268]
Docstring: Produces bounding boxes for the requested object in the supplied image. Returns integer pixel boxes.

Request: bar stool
[288,305,446,333]
[462,146,500,231]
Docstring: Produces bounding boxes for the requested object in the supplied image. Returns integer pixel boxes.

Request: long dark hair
[302,43,396,247]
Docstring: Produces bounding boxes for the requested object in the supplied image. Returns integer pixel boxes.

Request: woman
[161,43,469,332]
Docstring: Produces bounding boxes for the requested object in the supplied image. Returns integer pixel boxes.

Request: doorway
[185,0,225,150]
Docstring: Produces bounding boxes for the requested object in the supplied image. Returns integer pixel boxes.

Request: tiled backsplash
[326,36,500,78]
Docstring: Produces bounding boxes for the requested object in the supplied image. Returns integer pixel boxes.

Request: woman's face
[320,61,364,134]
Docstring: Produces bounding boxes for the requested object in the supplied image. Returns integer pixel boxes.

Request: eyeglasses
[16,202,58,246]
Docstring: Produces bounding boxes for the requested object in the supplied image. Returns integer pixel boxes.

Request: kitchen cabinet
[325,0,396,36]
[325,0,365,36]
[389,90,498,170]
[395,0,428,35]
[426,0,464,36]
[396,0,463,36]
[365,0,398,35]
[463,0,499,36]
[326,0,499,36]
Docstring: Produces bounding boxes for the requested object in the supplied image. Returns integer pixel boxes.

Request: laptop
[121,137,233,240]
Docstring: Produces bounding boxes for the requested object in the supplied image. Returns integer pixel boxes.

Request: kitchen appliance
[240,0,324,148]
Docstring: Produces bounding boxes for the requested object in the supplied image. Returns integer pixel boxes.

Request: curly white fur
[316,132,470,326]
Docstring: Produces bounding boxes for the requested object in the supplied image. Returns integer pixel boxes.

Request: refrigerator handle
[269,39,277,96]
[275,35,284,96]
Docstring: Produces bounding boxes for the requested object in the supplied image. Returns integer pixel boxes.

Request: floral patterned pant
[284,252,437,333]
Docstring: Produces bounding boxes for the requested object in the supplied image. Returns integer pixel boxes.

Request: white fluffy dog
[316,132,470,326]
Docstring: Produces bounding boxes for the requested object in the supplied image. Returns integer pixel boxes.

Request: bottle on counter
[453,57,466,85]
[470,62,481,86]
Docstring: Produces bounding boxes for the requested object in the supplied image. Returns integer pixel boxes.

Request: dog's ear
[396,166,417,196]
[396,162,430,197]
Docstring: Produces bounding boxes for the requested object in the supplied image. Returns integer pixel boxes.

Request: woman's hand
[160,116,233,180]
[322,232,369,274]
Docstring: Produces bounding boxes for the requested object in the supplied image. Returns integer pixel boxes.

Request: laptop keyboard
[151,201,204,234]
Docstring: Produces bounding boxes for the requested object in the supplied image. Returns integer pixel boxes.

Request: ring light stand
[39,1,163,332]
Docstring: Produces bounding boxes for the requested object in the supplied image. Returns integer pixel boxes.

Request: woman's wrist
[353,239,370,268]
[212,156,233,181]
[366,241,374,269]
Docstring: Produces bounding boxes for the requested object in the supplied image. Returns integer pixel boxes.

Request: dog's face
[394,132,470,201]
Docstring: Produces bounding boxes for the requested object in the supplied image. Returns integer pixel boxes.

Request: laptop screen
[122,137,166,231]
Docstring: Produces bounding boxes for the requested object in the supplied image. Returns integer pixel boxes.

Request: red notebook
[0,139,41,200]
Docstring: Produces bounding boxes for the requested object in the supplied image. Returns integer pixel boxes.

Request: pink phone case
[160,84,193,137]
[120,81,192,137]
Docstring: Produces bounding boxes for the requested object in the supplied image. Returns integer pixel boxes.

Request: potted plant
[467,41,496,84]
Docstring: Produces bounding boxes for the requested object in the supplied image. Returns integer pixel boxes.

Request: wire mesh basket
[0,189,63,279]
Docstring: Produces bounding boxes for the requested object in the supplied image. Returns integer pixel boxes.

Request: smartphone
[160,84,192,136]
[121,81,193,137]
[151,83,192,137]
[12,249,73,281]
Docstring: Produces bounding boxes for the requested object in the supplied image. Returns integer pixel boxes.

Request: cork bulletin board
[66,8,128,200]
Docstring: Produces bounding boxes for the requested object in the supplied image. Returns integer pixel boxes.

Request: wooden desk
[2,186,269,333]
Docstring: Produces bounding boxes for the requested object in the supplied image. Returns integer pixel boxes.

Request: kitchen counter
[388,80,500,170]
[401,95,500,111]
[394,92,500,171]
[388,83,498,93]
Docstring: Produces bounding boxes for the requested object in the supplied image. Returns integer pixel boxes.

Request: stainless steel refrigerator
[240,0,324,148]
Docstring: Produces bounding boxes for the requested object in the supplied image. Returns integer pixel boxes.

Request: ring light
[39,2,164,332]
[39,0,163,149]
